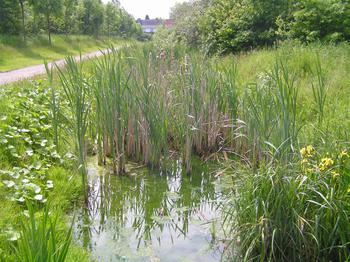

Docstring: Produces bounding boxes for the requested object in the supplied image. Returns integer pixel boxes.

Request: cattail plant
[240,60,299,165]
[271,60,299,159]
[312,54,327,125]
[92,47,128,175]
[56,56,90,193]
[132,47,169,168]
[218,61,239,150]
[15,203,73,262]
[50,44,309,175]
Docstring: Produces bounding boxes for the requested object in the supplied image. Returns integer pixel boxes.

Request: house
[137,18,174,34]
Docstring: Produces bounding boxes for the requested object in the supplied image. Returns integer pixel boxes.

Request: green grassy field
[0,34,128,72]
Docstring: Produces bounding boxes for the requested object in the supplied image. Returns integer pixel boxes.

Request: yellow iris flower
[319,157,334,171]
[300,145,314,158]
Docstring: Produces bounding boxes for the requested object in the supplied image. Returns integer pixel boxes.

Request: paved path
[0,50,107,86]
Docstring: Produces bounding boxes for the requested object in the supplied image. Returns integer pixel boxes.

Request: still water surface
[74,160,223,261]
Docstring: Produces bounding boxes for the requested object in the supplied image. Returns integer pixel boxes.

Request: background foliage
[164,0,350,54]
[0,0,142,41]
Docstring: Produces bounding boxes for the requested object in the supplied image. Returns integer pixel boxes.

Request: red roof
[164,19,174,28]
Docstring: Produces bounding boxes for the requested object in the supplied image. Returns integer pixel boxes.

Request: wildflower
[331,171,340,179]
[319,157,334,171]
[339,149,349,159]
[300,145,314,158]
[301,159,308,165]
[300,159,313,174]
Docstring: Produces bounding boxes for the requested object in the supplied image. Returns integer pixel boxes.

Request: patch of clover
[0,164,54,204]
[0,81,68,204]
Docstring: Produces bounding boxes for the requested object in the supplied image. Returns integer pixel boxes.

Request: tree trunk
[46,12,51,45]
[19,1,25,42]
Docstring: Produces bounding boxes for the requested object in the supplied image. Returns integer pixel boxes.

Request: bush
[165,0,350,54]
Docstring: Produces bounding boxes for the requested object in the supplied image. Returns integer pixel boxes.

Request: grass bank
[0,81,90,261]
[0,34,128,72]
[215,42,350,261]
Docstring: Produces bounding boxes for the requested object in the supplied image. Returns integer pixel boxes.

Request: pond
[73,159,224,261]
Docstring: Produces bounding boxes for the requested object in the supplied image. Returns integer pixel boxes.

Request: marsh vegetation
[0,41,350,261]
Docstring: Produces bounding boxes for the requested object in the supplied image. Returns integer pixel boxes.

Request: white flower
[46,180,54,189]
[3,180,15,188]
[17,197,25,203]
[34,194,43,201]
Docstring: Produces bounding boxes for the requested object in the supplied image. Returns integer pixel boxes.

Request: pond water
[73,159,224,261]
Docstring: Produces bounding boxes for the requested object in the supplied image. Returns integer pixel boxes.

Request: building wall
[142,25,158,33]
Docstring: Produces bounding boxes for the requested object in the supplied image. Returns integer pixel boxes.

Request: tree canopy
[165,0,350,54]
[0,0,142,42]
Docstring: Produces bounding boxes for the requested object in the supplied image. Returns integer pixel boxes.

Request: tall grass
[312,54,327,125]
[56,56,90,192]
[14,203,73,262]
[93,47,128,174]
[222,151,350,261]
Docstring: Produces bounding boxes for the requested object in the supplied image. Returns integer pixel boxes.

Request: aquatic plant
[311,54,327,125]
[56,56,90,192]
[92,47,128,174]
[14,203,73,262]
[222,146,350,261]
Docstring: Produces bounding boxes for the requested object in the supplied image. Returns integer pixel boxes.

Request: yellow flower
[339,149,349,159]
[331,171,340,179]
[347,187,350,193]
[301,159,308,165]
[319,157,334,171]
[300,145,314,158]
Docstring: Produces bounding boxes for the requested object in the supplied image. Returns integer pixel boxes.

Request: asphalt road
[0,50,107,86]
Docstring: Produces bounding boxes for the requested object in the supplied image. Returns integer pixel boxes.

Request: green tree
[170,1,209,48]
[33,0,63,44]
[104,2,115,37]
[277,0,350,42]
[200,0,289,53]
[80,0,104,37]
[63,0,77,35]
[18,0,26,41]
[0,0,20,34]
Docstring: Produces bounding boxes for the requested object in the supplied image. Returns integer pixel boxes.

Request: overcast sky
[103,0,187,19]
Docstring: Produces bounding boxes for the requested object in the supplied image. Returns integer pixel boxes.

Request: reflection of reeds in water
[74,160,219,250]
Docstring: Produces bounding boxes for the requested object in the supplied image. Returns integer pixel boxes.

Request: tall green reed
[56,56,90,192]
[312,54,327,125]
[241,60,299,165]
[132,47,169,168]
[271,60,299,158]
[14,203,73,262]
[92,47,128,174]
[51,44,332,175]
[223,154,350,261]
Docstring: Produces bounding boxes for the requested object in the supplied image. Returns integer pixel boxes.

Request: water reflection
[74,159,223,261]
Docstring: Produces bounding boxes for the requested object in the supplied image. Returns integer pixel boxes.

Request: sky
[103,0,187,19]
